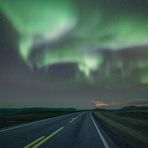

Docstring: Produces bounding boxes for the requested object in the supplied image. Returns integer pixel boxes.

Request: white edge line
[90,113,110,148]
[0,112,76,133]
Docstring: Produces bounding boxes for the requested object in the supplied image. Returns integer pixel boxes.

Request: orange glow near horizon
[91,100,109,108]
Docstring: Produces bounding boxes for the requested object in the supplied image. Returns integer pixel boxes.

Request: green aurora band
[0,0,148,81]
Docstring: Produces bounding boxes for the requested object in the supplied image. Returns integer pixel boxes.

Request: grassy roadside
[93,110,148,148]
[0,108,76,129]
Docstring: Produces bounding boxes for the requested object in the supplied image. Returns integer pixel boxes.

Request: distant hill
[93,108,107,111]
[120,106,148,111]
[0,107,77,129]
[93,106,148,112]
[0,107,77,117]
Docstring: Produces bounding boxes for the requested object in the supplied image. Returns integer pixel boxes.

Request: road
[0,112,117,148]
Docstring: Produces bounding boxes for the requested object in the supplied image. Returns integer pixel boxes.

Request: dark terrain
[93,106,148,148]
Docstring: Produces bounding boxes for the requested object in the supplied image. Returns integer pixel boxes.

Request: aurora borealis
[0,0,148,108]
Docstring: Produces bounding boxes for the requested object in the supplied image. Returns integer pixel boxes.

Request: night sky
[0,0,148,109]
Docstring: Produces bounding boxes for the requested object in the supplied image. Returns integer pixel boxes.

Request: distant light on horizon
[91,100,109,108]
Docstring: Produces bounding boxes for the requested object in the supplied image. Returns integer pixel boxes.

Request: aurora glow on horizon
[0,0,148,108]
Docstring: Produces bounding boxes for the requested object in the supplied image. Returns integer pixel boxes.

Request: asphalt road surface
[0,112,117,148]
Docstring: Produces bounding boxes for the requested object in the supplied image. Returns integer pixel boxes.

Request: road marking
[24,136,45,148]
[31,127,64,148]
[69,117,77,123]
[90,113,110,148]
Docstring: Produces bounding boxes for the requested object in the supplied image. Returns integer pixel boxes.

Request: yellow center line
[31,127,64,148]
[24,136,45,148]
